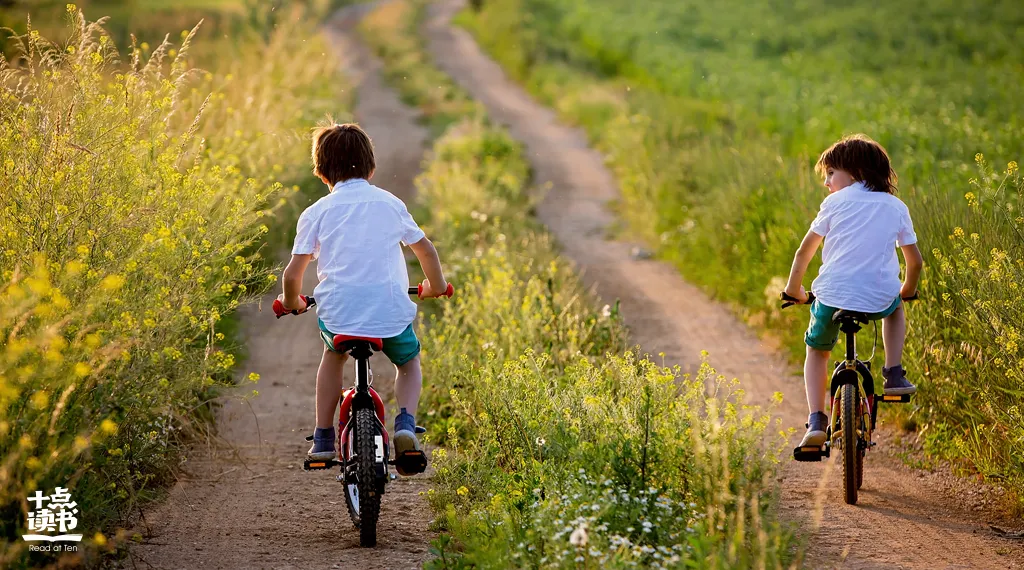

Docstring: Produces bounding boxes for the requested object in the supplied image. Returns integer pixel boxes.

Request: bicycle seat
[832,310,870,324]
[332,334,384,353]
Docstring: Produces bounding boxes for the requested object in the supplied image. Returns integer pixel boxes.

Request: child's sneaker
[393,408,427,476]
[798,412,828,447]
[393,409,421,456]
[882,365,917,395]
[307,426,336,460]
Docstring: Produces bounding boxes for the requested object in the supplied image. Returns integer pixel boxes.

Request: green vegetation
[457,0,1024,506]
[0,3,344,565]
[361,2,796,567]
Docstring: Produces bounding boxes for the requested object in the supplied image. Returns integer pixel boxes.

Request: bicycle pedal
[394,450,428,476]
[303,458,338,471]
[878,394,912,403]
[793,444,830,462]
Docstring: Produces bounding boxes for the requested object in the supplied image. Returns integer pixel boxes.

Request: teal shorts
[318,319,421,366]
[805,297,902,351]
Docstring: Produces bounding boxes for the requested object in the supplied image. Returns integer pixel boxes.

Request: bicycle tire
[857,447,865,489]
[355,407,381,547]
[841,384,858,505]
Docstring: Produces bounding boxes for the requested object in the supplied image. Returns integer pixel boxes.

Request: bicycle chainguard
[394,450,428,476]
[793,443,830,462]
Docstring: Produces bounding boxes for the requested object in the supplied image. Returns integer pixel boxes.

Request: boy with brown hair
[276,123,448,468]
[784,134,924,447]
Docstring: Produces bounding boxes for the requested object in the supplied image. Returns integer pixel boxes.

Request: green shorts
[318,319,421,366]
[804,297,902,351]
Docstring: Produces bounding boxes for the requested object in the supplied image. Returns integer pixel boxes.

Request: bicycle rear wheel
[841,383,859,505]
[344,407,382,547]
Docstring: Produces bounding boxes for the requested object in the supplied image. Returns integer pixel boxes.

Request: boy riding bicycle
[783,134,924,448]
[276,122,448,466]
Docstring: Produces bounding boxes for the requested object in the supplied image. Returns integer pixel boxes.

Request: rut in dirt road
[123,5,435,569]
[423,1,1024,568]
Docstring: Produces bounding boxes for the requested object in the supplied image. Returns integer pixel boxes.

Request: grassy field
[0,2,347,566]
[457,0,1024,508]
[361,2,797,567]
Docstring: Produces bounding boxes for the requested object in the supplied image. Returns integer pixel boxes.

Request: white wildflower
[569,524,589,547]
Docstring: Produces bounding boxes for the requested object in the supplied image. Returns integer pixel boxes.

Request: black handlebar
[780,291,918,309]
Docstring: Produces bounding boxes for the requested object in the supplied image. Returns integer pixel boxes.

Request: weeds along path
[424,1,1024,568]
[124,5,434,569]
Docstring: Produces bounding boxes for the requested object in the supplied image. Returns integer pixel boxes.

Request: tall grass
[0,4,343,565]
[458,0,1024,507]
[361,2,796,566]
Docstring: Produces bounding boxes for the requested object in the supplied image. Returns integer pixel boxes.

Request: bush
[415,122,792,569]
[0,5,341,564]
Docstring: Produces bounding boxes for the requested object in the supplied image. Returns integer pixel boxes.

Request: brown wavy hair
[814,134,898,194]
[312,122,375,185]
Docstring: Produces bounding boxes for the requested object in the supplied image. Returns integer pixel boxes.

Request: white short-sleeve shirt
[809,181,917,313]
[291,178,426,337]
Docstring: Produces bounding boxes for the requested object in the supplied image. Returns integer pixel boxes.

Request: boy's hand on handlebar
[417,279,449,299]
[900,283,918,301]
[784,286,809,305]
[276,294,308,314]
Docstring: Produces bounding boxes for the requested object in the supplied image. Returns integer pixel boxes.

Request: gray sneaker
[798,412,828,447]
[883,365,917,395]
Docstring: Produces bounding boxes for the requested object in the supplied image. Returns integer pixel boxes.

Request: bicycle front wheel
[346,407,382,547]
[841,383,859,505]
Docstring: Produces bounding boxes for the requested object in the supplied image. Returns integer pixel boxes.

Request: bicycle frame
[827,319,876,456]
[338,342,389,484]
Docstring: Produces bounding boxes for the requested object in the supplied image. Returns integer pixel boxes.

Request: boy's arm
[408,237,448,297]
[784,230,824,302]
[279,254,312,310]
[900,243,923,298]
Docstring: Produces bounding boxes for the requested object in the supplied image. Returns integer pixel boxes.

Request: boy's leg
[381,325,426,474]
[393,356,426,475]
[316,347,348,428]
[804,346,830,414]
[394,355,422,417]
[801,301,837,448]
[800,346,831,447]
[881,304,916,395]
[309,347,347,459]
[882,304,906,369]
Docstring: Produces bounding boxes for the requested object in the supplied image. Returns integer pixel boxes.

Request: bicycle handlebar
[273,295,316,318]
[273,283,454,318]
[408,282,455,299]
[780,291,815,309]
[779,290,919,309]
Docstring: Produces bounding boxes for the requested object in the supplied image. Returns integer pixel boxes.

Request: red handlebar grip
[272,299,287,318]
[444,282,454,298]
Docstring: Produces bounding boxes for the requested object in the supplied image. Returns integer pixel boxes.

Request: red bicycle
[273,282,453,546]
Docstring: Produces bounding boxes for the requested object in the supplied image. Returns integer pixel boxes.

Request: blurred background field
[0,0,349,565]
[457,0,1024,507]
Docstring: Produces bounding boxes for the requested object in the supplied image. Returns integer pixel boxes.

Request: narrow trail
[423,1,1024,568]
[124,4,435,569]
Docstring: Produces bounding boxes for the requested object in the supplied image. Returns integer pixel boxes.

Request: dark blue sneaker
[393,409,421,456]
[307,426,336,460]
[883,365,917,395]
[799,412,828,447]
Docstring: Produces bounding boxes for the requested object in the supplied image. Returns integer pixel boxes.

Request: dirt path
[423,1,1024,568]
[123,5,435,569]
